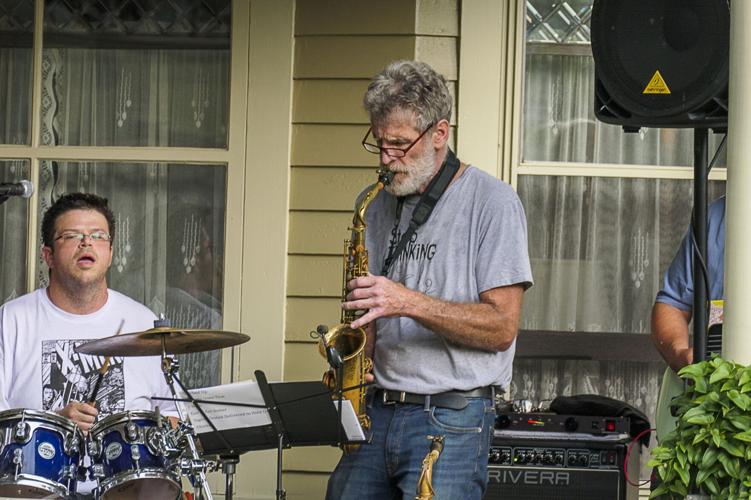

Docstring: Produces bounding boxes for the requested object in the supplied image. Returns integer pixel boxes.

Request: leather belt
[377,386,496,410]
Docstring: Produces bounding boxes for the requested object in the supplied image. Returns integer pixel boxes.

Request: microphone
[0,180,33,198]
[317,324,343,369]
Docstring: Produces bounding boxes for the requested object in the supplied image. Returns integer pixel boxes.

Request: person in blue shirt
[652,196,726,372]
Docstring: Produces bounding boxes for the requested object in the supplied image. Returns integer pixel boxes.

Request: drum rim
[91,410,169,435]
[96,467,181,497]
[0,408,81,434]
[0,473,73,497]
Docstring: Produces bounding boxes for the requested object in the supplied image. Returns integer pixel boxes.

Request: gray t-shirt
[364,165,533,393]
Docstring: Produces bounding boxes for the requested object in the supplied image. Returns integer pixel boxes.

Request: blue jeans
[326,394,496,500]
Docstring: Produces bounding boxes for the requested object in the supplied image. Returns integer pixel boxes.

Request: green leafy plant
[649,356,751,499]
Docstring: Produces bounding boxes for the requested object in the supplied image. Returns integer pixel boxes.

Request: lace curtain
[515,50,727,473]
[41,48,228,148]
[0,47,31,145]
[0,46,231,389]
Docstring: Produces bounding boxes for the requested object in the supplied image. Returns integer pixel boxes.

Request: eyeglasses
[362,123,434,158]
[54,230,111,243]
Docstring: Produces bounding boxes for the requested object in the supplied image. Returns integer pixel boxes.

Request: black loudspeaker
[591,0,729,129]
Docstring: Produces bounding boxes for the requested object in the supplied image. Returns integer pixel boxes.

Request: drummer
[0,192,177,430]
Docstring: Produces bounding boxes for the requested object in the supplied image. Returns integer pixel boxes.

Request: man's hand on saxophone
[344,273,415,330]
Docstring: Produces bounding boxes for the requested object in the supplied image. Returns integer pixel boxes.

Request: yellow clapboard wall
[284,0,459,497]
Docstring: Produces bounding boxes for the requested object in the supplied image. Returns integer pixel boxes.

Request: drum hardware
[125,420,140,442]
[62,463,77,480]
[159,332,215,500]
[64,432,81,455]
[131,444,141,463]
[91,463,105,479]
[179,456,217,480]
[12,448,22,479]
[13,421,29,442]
[76,319,252,500]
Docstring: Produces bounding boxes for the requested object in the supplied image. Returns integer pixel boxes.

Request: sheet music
[333,399,367,441]
[176,379,366,441]
[177,379,271,432]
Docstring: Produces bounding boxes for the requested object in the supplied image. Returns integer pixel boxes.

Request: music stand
[189,370,363,500]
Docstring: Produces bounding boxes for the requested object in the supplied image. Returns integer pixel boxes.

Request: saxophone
[415,435,445,500]
[318,168,394,444]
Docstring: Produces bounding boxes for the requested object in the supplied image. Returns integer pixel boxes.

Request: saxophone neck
[353,168,394,228]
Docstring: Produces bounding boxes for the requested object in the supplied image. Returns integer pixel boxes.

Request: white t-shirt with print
[0,288,176,416]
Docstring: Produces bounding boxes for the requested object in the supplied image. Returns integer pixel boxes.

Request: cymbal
[75,327,250,357]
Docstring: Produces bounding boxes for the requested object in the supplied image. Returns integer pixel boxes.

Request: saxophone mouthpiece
[377,168,395,186]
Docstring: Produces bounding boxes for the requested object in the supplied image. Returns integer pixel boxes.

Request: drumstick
[87,319,125,406]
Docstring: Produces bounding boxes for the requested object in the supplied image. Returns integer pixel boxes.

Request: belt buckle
[382,390,407,405]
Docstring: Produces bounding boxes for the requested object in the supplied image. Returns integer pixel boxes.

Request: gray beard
[384,147,437,197]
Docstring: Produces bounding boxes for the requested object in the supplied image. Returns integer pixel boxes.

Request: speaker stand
[692,127,709,365]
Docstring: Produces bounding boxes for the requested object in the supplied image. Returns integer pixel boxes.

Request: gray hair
[363,60,452,131]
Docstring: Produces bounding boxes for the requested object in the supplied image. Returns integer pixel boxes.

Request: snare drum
[0,408,84,499]
[89,410,181,500]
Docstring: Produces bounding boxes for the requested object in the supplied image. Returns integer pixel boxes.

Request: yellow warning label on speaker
[643,70,671,94]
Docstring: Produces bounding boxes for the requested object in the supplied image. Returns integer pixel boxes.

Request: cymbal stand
[161,338,213,500]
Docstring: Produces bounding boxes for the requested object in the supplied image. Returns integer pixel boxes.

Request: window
[0,0,232,389]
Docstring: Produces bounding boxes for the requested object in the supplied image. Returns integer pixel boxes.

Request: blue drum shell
[0,427,79,486]
[0,410,82,496]
[92,415,173,478]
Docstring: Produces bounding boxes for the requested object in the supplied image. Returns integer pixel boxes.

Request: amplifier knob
[500,451,510,463]
[578,455,588,466]
[554,454,564,465]
[489,449,501,463]
[543,453,553,465]
[495,415,511,428]
[564,417,579,432]
[567,455,577,466]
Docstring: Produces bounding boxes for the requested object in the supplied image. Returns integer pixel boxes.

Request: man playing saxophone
[325,60,533,500]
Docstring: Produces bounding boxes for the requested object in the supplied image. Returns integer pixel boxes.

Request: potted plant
[649,356,751,499]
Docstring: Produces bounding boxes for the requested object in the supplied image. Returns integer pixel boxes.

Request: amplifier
[494,412,630,435]
[484,428,639,500]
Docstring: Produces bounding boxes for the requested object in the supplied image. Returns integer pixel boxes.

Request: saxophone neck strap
[381,148,461,276]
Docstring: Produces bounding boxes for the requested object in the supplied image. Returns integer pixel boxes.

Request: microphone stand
[315,325,346,449]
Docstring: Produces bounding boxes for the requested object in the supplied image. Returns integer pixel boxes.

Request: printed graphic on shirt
[386,229,437,265]
[385,228,437,296]
[41,340,125,417]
